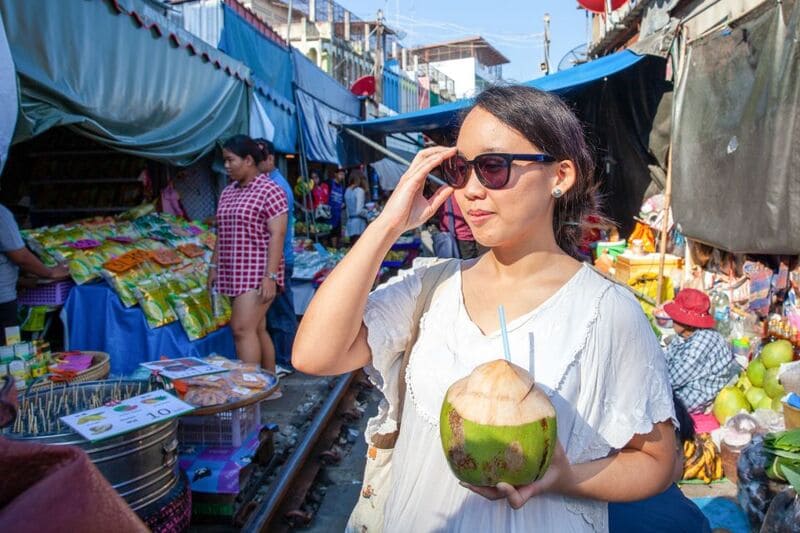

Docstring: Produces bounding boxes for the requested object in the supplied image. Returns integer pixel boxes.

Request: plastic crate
[177,402,261,447]
[18,280,75,306]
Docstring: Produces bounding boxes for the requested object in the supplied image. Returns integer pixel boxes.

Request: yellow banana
[683,459,706,479]
[683,440,696,459]
[714,455,723,480]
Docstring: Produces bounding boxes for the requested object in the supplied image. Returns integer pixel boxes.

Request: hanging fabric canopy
[672,3,800,253]
[0,9,16,173]
[291,49,362,166]
[217,3,297,153]
[370,157,409,191]
[1,0,250,167]
[344,50,647,135]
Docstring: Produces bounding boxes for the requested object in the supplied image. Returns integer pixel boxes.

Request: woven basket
[28,351,111,391]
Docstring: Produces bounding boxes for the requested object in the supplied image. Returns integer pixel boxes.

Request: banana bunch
[682,433,724,483]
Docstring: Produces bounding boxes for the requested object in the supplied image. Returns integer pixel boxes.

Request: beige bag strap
[371,259,458,449]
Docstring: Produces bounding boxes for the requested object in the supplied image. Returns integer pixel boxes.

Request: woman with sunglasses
[293,86,679,531]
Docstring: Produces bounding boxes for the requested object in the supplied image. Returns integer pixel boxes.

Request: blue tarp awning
[292,48,361,165]
[344,50,646,134]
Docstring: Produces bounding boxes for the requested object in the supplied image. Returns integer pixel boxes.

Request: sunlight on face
[223,149,250,182]
[454,107,560,249]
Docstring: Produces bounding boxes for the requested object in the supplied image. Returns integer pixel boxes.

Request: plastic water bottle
[711,288,732,337]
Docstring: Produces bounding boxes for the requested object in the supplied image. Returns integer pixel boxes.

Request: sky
[340,0,593,82]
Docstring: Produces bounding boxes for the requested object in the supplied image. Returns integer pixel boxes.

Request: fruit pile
[682,433,724,483]
[712,339,794,424]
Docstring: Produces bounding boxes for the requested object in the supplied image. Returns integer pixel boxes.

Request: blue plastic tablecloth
[61,282,235,375]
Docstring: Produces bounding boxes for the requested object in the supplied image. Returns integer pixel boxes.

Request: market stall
[19,210,234,375]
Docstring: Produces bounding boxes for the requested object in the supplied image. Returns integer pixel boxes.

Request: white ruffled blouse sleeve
[361,258,435,442]
[573,285,677,463]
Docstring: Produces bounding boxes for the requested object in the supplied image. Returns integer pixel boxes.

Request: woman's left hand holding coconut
[462,423,679,509]
[460,443,572,509]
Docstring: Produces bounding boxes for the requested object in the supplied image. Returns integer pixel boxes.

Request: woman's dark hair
[223,134,264,164]
[464,85,601,258]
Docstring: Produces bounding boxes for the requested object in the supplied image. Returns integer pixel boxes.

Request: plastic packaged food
[69,253,99,284]
[170,292,209,340]
[135,278,178,329]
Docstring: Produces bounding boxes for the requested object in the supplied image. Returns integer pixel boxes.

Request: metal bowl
[4,380,179,511]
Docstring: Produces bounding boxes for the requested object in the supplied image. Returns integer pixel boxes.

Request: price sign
[140,357,227,380]
[60,390,195,442]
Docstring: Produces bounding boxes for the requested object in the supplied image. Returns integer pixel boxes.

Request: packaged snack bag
[135,278,178,329]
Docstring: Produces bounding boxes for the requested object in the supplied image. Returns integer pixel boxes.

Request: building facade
[408,37,508,99]
[239,0,454,114]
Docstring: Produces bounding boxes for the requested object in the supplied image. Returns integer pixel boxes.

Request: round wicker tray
[27,351,111,392]
[189,372,279,416]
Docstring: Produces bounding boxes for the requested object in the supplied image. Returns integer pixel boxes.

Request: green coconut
[439,359,557,487]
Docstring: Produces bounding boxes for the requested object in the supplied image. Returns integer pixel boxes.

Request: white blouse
[363,259,676,532]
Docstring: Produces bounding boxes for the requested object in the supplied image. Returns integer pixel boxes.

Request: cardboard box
[614,252,682,284]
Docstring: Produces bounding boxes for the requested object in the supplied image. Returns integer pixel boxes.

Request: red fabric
[216,174,288,296]
[664,288,715,329]
[690,413,720,434]
[438,200,475,241]
[312,182,330,209]
[0,438,147,532]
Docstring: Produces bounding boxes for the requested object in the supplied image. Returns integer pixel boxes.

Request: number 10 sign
[61,390,195,442]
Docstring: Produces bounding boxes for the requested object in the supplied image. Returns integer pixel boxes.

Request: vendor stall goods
[21,210,229,340]
[2,380,182,512]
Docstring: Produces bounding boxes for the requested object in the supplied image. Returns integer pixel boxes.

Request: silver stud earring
[552,187,563,198]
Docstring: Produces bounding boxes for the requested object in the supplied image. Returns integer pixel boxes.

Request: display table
[61,282,235,375]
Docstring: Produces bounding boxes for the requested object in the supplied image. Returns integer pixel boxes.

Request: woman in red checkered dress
[208,135,288,374]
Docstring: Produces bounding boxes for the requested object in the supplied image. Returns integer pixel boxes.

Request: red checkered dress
[216,174,289,297]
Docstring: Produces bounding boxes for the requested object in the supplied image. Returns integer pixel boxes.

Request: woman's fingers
[459,482,505,501]
[424,185,455,218]
[400,146,456,189]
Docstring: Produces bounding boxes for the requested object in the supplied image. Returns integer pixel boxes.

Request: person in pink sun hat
[663,289,740,413]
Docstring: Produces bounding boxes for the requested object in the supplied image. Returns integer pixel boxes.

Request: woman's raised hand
[377,146,456,236]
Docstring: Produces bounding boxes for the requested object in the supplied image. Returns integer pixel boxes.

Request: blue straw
[498,305,511,362]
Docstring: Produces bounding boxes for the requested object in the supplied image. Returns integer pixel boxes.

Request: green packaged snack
[135,278,178,329]
[170,293,207,341]
[100,270,139,308]
[69,253,98,285]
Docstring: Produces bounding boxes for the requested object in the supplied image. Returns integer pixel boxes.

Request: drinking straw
[498,305,512,362]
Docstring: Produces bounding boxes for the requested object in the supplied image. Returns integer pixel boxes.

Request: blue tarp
[219,4,292,101]
[252,77,297,153]
[345,50,647,134]
[218,4,297,152]
[292,48,361,118]
[63,283,235,375]
[292,48,361,165]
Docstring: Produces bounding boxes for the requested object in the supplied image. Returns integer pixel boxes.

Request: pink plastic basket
[18,280,75,306]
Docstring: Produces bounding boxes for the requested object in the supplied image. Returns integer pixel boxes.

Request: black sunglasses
[441,152,556,190]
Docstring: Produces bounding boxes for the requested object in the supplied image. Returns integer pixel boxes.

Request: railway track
[238,371,368,532]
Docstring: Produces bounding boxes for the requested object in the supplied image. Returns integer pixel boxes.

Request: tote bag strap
[370,258,459,449]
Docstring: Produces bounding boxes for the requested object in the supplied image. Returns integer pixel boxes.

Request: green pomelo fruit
[764,367,786,399]
[772,398,784,412]
[745,387,768,408]
[761,340,794,369]
[736,373,753,391]
[440,359,557,487]
[713,386,750,424]
[746,358,766,388]
[756,396,773,410]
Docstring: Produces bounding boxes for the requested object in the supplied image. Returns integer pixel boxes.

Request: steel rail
[242,371,356,532]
